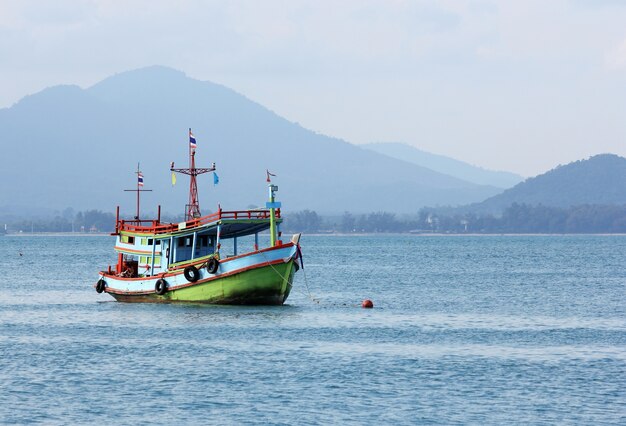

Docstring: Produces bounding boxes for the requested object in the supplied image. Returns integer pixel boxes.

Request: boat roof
[116,209,282,239]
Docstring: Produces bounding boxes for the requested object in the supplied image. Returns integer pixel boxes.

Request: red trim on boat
[117,208,282,235]
[99,243,296,280]
[103,256,294,295]
[218,242,294,263]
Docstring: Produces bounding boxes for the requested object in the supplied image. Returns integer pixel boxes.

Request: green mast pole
[267,184,280,247]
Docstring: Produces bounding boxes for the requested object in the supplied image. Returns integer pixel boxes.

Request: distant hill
[466,154,626,214]
[0,66,501,216]
[363,142,524,188]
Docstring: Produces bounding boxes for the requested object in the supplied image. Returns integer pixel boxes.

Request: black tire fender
[96,279,106,293]
[184,265,200,282]
[155,278,168,295]
[206,258,219,274]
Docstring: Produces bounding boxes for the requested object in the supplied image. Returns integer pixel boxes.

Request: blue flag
[213,172,219,185]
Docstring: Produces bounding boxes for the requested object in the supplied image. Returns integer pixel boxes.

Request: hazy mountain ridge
[0,66,501,216]
[462,154,626,214]
[363,142,524,188]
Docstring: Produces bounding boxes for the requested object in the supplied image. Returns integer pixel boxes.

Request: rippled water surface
[1,235,625,424]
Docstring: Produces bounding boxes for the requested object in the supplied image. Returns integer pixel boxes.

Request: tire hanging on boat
[155,278,168,295]
[206,258,219,274]
[184,265,200,282]
[96,279,106,293]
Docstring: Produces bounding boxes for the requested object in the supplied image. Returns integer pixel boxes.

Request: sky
[1,0,625,177]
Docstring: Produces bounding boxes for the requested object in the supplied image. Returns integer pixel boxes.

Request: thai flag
[189,129,197,149]
[138,172,144,187]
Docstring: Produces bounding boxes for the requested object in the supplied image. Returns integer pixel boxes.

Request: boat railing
[115,208,281,235]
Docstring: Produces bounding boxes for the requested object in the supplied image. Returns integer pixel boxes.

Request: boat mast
[124,163,152,220]
[266,170,281,246]
[170,128,216,221]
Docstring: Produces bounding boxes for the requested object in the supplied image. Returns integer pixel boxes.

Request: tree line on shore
[4,210,185,234]
[4,203,626,234]
[281,204,626,234]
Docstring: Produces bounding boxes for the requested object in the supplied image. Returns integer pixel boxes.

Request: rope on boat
[300,263,319,304]
[295,243,319,303]
[260,249,319,304]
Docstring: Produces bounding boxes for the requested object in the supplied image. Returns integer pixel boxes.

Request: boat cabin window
[195,235,214,255]
[139,255,161,264]
[178,237,193,247]
[139,237,160,246]
[120,235,135,244]
[172,233,215,263]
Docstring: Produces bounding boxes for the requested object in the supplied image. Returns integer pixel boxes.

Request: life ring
[184,265,200,282]
[155,278,168,295]
[206,258,219,274]
[96,279,106,293]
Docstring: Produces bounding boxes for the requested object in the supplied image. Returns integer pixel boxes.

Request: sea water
[0,235,624,424]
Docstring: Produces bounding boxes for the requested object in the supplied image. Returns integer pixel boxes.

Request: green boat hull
[109,259,296,305]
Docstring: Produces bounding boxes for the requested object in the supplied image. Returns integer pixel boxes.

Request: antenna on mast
[124,162,152,221]
[170,128,216,221]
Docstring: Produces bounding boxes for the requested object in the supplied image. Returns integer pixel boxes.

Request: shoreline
[5,232,112,237]
[306,232,626,237]
[4,232,626,237]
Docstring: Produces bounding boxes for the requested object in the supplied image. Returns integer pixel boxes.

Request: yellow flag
[171,172,176,186]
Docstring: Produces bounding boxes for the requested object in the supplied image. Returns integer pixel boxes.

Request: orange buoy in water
[362,299,374,308]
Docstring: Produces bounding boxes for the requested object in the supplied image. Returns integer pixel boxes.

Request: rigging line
[259,249,319,304]
[296,245,319,304]
[292,244,318,303]
[300,265,319,304]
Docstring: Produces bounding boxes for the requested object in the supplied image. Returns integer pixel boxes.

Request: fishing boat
[94,129,301,304]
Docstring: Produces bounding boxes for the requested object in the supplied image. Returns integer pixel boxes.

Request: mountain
[362,142,524,188]
[466,154,626,214]
[0,66,502,216]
